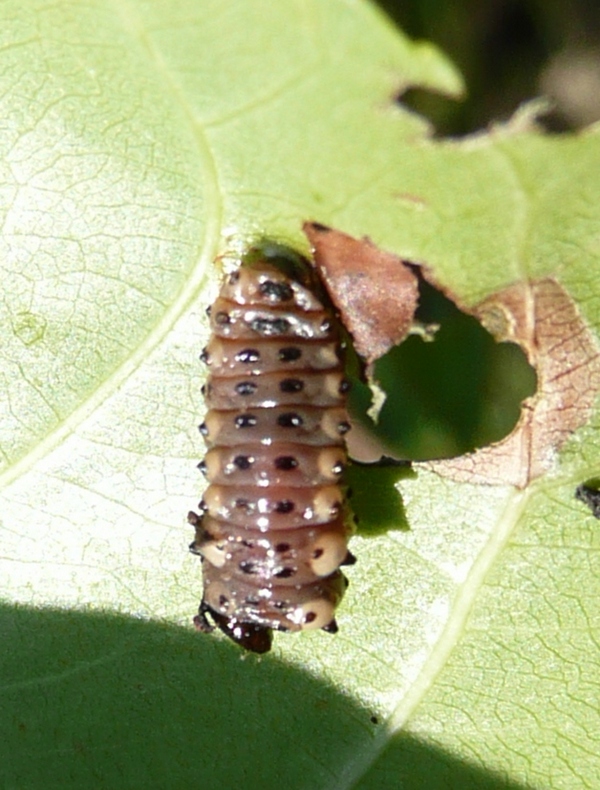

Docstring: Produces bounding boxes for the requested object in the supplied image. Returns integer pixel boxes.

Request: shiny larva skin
[188,244,354,653]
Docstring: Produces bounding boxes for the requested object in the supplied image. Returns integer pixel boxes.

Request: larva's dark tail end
[194,601,273,654]
[189,516,273,654]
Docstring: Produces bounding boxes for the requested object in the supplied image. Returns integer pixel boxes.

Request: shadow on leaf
[1,604,533,790]
[346,461,414,536]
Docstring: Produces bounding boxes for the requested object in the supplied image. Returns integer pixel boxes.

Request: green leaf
[1,2,599,789]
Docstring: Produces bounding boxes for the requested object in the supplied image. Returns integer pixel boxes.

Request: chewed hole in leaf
[348,276,537,462]
[394,86,462,137]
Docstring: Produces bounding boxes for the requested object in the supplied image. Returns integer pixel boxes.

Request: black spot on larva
[198,499,207,512]
[304,611,317,624]
[236,348,260,363]
[312,548,324,559]
[228,271,240,283]
[239,560,258,575]
[200,384,206,396]
[250,316,291,335]
[197,460,207,475]
[275,500,294,513]
[273,600,287,610]
[275,567,296,579]
[320,319,332,333]
[233,455,254,470]
[338,421,351,435]
[205,305,212,317]
[235,414,257,429]
[322,620,338,633]
[331,460,344,475]
[370,716,379,725]
[234,497,251,511]
[339,378,351,394]
[275,542,291,552]
[198,422,208,436]
[278,346,302,362]
[310,222,331,233]
[215,311,230,325]
[274,456,298,471]
[235,381,258,396]
[280,378,304,393]
[218,594,229,607]
[245,594,260,605]
[277,412,303,428]
[200,347,209,363]
[259,279,294,302]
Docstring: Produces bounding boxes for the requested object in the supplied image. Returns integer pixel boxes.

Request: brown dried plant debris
[421,278,600,488]
[303,222,419,365]
[303,222,422,464]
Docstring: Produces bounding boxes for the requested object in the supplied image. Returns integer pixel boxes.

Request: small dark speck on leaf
[575,482,600,519]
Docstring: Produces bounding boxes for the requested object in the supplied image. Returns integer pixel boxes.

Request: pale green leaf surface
[1,2,599,789]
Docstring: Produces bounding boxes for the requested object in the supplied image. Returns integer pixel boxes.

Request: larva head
[220,240,332,314]
[242,241,323,292]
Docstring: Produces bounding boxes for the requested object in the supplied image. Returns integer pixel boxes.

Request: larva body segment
[189,243,354,653]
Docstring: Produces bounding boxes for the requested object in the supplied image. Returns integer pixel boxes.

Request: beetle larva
[188,242,355,653]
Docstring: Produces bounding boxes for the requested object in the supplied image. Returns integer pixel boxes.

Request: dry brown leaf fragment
[422,278,600,488]
[303,222,419,365]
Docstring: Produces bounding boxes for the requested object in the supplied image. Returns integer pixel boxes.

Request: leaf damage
[421,278,600,487]
[303,222,422,463]
[303,222,419,365]
[303,223,600,487]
